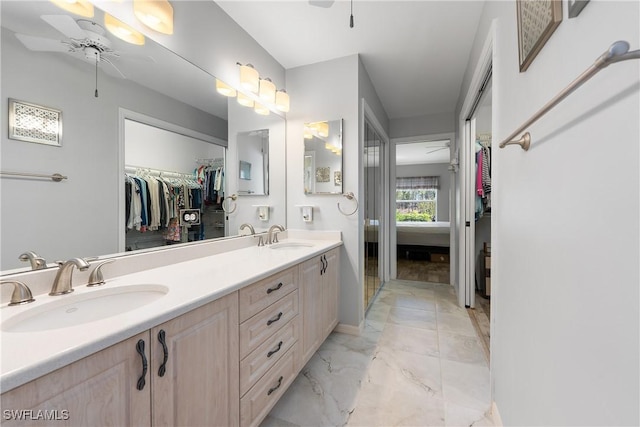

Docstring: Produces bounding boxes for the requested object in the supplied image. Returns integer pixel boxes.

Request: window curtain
[396,176,439,190]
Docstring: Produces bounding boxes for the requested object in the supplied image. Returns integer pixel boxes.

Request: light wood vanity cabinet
[0,332,151,427]
[0,292,239,427]
[1,245,341,427]
[300,247,340,366]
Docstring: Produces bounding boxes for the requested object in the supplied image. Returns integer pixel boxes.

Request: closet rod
[124,165,194,179]
[499,40,640,151]
[0,171,67,182]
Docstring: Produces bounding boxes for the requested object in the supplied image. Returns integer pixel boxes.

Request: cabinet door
[322,248,340,339]
[151,292,239,427]
[299,256,322,366]
[1,332,151,427]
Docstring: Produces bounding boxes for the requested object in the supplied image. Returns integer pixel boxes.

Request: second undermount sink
[269,242,315,250]
[1,284,169,333]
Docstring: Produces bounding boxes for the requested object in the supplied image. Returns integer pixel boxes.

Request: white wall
[389,112,454,139]
[460,1,639,424]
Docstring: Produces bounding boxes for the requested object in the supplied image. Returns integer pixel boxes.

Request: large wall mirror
[0,1,286,272]
[304,119,343,194]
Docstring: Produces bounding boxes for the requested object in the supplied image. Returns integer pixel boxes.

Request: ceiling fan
[15,15,143,82]
[308,0,354,28]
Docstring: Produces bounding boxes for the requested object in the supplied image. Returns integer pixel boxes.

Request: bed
[365,220,451,247]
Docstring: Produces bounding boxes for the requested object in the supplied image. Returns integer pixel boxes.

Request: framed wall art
[8,98,62,146]
[568,0,589,18]
[316,166,330,183]
[516,0,563,72]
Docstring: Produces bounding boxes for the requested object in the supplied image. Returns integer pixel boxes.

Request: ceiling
[216,0,485,120]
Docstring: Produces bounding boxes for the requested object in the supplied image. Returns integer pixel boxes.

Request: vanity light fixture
[133,0,174,35]
[104,14,145,45]
[237,92,255,108]
[216,79,237,97]
[49,0,94,17]
[259,78,276,104]
[254,101,270,116]
[275,89,290,112]
[304,126,313,139]
[238,63,260,93]
[318,121,329,138]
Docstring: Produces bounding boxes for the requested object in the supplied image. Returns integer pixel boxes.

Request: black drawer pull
[267,312,283,326]
[267,376,284,396]
[266,282,283,294]
[267,341,284,358]
[158,329,169,377]
[136,339,147,391]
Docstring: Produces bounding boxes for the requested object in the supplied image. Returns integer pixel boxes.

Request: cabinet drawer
[240,315,299,396]
[240,343,300,427]
[239,268,297,322]
[240,290,299,358]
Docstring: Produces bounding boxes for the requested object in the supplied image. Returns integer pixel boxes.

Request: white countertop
[0,234,341,393]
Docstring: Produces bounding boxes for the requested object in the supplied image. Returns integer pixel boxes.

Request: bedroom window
[396,176,438,222]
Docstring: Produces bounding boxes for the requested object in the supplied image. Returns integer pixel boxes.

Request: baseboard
[334,322,363,336]
[490,401,503,426]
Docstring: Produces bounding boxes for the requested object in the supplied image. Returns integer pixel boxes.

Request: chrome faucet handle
[257,235,265,247]
[50,258,91,296]
[87,259,116,287]
[272,230,281,243]
[18,251,47,270]
[1,281,35,306]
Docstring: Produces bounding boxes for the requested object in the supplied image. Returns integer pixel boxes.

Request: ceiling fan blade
[309,0,335,8]
[101,57,126,79]
[15,33,70,53]
[425,147,448,155]
[110,52,157,63]
[41,14,86,39]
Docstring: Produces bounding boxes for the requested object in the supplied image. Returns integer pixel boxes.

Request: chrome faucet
[50,258,90,296]
[1,280,35,306]
[239,223,256,235]
[267,225,285,244]
[18,251,47,270]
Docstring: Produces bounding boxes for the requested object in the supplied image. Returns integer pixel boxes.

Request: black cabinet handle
[158,329,169,377]
[267,311,283,326]
[320,255,326,275]
[136,339,147,391]
[267,340,283,358]
[323,255,328,274]
[266,282,283,294]
[267,376,284,396]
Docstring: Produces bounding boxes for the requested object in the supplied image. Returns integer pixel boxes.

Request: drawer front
[240,315,299,396]
[240,290,299,358]
[239,268,297,322]
[240,343,300,427]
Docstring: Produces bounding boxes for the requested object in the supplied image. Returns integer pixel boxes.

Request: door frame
[456,22,494,309]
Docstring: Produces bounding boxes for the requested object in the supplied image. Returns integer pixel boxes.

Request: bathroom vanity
[0,232,341,427]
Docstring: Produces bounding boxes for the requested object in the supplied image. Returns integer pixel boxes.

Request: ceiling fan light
[254,101,270,116]
[237,92,254,108]
[104,13,145,45]
[133,0,174,35]
[238,63,259,93]
[216,79,237,97]
[49,0,94,17]
[318,122,329,138]
[275,89,290,112]
[259,78,276,104]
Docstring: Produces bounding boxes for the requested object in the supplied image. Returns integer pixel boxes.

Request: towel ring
[337,192,358,216]
[222,194,238,214]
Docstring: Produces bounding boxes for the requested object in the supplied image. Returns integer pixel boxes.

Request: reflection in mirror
[304,119,343,194]
[0,1,236,272]
[237,129,269,196]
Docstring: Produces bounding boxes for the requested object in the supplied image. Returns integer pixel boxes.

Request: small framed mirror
[237,129,269,195]
[304,119,343,194]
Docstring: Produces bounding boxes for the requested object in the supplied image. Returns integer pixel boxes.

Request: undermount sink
[1,284,169,333]
[269,242,315,250]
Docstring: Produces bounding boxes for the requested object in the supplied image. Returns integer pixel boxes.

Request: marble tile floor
[261,279,493,427]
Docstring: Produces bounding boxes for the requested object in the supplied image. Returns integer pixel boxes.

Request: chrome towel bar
[500,40,640,151]
[0,171,67,181]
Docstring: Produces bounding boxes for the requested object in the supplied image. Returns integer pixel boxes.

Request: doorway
[363,118,386,309]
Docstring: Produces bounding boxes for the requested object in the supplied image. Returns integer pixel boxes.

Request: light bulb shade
[133,0,174,35]
[216,79,237,97]
[237,92,254,108]
[104,14,145,45]
[49,0,94,17]
[259,78,276,103]
[275,90,290,112]
[239,64,259,93]
[254,101,270,116]
[318,122,329,138]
